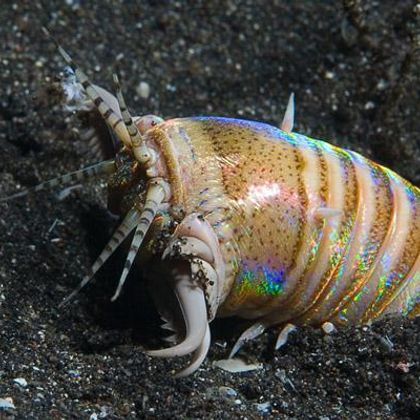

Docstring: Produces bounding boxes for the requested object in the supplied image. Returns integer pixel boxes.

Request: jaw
[144,213,225,376]
[146,259,213,376]
[146,260,186,343]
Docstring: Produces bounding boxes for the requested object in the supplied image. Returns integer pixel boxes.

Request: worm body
[142,117,420,327]
[3,36,419,376]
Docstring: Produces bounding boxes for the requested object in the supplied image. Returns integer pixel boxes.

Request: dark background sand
[0,1,419,418]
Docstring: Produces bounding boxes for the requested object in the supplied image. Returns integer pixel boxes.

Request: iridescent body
[4,36,419,376]
[141,116,420,325]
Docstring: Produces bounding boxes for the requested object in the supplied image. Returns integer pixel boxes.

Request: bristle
[110,181,166,301]
[112,73,153,165]
[42,27,131,147]
[281,92,295,133]
[58,207,142,308]
[0,160,115,202]
[315,207,343,219]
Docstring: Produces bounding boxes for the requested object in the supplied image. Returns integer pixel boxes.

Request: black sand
[0,1,419,418]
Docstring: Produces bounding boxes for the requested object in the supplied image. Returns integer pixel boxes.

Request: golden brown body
[7,36,418,375]
[148,117,420,326]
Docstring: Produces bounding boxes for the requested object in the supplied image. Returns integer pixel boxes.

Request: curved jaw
[145,214,224,377]
[146,260,213,377]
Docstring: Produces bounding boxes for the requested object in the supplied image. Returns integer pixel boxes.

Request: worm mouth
[147,260,211,377]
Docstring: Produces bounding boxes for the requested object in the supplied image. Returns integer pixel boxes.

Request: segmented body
[146,116,420,325]
[4,34,418,375]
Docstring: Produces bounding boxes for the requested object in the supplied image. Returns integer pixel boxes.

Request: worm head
[107,152,147,215]
[42,30,226,376]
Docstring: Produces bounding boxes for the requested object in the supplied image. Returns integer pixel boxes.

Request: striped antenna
[42,27,131,148]
[0,160,115,202]
[58,207,142,308]
[112,73,153,165]
[110,180,166,301]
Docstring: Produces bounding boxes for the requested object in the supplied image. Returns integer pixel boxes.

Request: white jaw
[146,213,225,376]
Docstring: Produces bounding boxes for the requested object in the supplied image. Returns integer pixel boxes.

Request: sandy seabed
[0,1,419,418]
